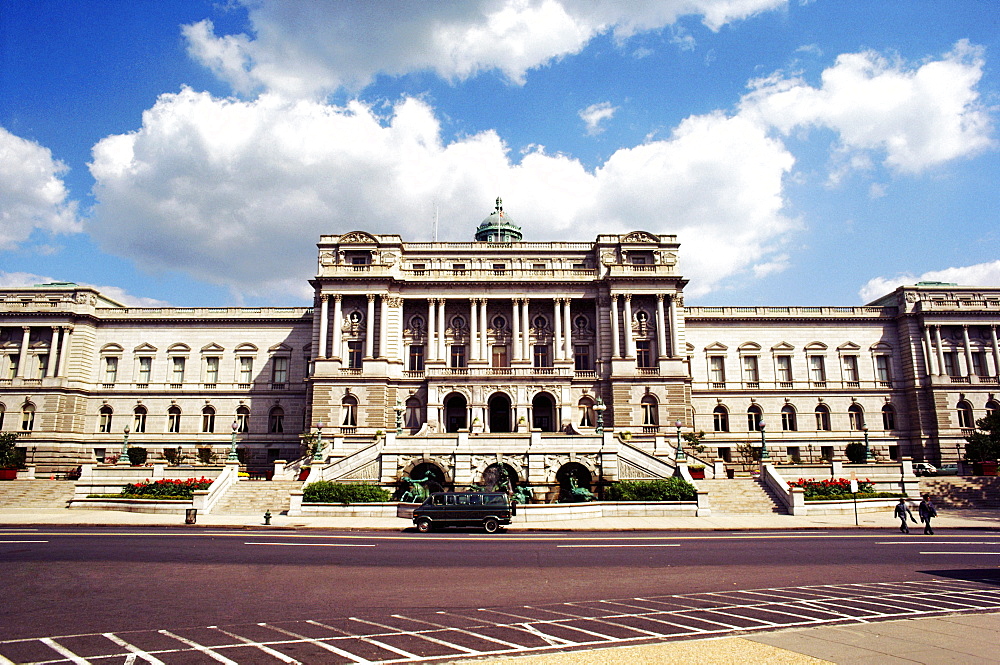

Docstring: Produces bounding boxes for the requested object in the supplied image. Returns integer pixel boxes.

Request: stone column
[521,299,530,361]
[962,325,974,378]
[655,294,667,359]
[553,298,564,362]
[16,327,30,378]
[933,325,945,376]
[57,326,71,377]
[427,299,437,361]
[512,298,522,362]
[669,295,680,358]
[991,325,1000,379]
[365,294,376,358]
[438,299,447,361]
[922,325,936,376]
[610,295,621,359]
[469,298,479,362]
[479,299,488,361]
[396,297,406,362]
[563,298,573,361]
[50,327,61,377]
[379,295,389,358]
[318,295,329,358]
[332,295,343,359]
[594,298,603,365]
[623,294,635,358]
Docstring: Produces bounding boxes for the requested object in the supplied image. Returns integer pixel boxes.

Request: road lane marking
[879,541,1000,545]
[919,551,1000,555]
[40,638,90,665]
[0,540,47,543]
[244,542,375,547]
[556,543,681,548]
[103,633,165,665]
[159,630,238,664]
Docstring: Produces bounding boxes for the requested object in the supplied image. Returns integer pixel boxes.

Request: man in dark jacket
[894,498,916,534]
[918,495,938,535]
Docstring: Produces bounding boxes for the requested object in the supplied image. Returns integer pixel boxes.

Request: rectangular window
[492,263,506,275]
[5,355,18,379]
[809,355,826,383]
[842,355,859,383]
[133,410,146,433]
[450,344,467,368]
[636,341,653,368]
[742,356,759,384]
[972,352,987,377]
[137,357,152,384]
[271,356,288,385]
[204,356,219,384]
[574,345,591,371]
[36,354,48,379]
[943,352,959,377]
[171,357,186,384]
[776,355,793,384]
[347,341,363,369]
[238,356,253,383]
[709,355,726,385]
[533,344,551,368]
[876,355,892,382]
[492,344,508,368]
[411,263,426,275]
[104,357,118,384]
[408,345,424,371]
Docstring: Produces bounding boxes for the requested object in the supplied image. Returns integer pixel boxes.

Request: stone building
[1,200,999,496]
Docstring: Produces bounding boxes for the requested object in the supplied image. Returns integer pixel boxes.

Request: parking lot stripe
[39,638,90,665]
[158,630,238,665]
[210,626,300,664]
[102,633,164,665]
[261,624,371,663]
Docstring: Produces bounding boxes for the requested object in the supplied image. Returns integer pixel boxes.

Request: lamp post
[312,422,324,462]
[863,424,873,461]
[594,397,606,435]
[395,400,403,436]
[674,419,686,461]
[118,425,130,465]
[758,420,769,460]
[226,420,239,463]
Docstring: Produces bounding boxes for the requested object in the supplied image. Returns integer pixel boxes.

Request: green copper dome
[475,197,523,242]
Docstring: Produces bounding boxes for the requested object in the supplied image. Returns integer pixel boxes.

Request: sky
[1,0,999,308]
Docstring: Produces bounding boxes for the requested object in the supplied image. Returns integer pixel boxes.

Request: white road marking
[393,615,525,649]
[211,626,301,664]
[879,541,1000,545]
[920,551,1000,555]
[557,543,681,548]
[159,630,239,665]
[517,623,575,647]
[103,633,165,664]
[243,542,376,547]
[261,623,372,663]
[40,638,90,665]
[0,540,48,543]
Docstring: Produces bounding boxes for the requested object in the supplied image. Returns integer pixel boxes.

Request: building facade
[2,201,999,493]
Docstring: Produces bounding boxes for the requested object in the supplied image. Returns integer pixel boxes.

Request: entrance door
[532,393,556,432]
[488,393,511,433]
[444,393,467,433]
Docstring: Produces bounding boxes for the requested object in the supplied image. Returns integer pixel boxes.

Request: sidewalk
[0,506,996,530]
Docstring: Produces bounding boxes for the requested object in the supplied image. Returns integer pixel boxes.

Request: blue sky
[1,0,998,307]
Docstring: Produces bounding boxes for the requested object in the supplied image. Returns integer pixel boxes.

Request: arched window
[268,406,284,433]
[133,406,147,433]
[342,395,358,427]
[201,406,216,433]
[882,404,897,431]
[235,405,250,433]
[404,397,422,429]
[712,405,729,432]
[986,400,1000,418]
[167,406,181,433]
[640,395,658,426]
[98,406,113,433]
[848,404,865,430]
[814,404,831,431]
[781,405,797,431]
[957,400,975,429]
[21,403,35,431]
[747,405,762,431]
[578,397,595,427]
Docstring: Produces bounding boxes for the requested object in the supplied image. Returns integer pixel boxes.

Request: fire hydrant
[263,510,272,525]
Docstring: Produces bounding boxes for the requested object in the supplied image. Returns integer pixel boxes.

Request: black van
[412,492,515,533]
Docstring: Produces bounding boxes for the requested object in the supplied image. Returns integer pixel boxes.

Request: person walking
[894,498,916,534]
[918,495,938,535]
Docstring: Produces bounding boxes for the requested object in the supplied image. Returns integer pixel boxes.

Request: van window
[484,494,506,505]
[432,495,444,505]
[446,495,456,505]
[469,494,481,505]
[457,495,469,505]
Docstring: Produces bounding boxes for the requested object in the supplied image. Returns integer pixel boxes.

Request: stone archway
[556,462,594,502]
[488,392,512,433]
[532,392,557,432]
[443,392,467,433]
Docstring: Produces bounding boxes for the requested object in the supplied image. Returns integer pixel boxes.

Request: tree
[964,413,1000,463]
[0,432,24,470]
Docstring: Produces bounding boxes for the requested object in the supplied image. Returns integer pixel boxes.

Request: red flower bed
[120,477,213,499]
[787,477,873,498]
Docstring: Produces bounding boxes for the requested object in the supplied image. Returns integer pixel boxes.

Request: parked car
[935,463,959,476]
[411,492,515,533]
[913,462,937,476]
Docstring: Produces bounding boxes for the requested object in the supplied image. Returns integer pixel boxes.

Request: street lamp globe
[758,419,769,460]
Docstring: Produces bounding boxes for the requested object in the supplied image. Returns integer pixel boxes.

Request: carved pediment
[339,231,378,244]
[704,342,728,352]
[771,341,795,351]
[622,230,658,243]
[837,341,861,351]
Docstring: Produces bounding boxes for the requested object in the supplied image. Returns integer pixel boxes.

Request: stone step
[211,481,303,515]
[918,478,1000,509]
[0,480,77,508]
[697,479,786,514]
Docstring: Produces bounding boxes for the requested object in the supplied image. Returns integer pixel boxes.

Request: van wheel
[483,517,499,533]
[416,518,432,533]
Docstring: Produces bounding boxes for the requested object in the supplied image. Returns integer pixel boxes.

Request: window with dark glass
[533,344,551,367]
[408,344,424,371]
[450,344,467,368]
[713,406,729,432]
[636,340,653,368]
[574,345,591,371]
[492,345,508,367]
[347,341,363,368]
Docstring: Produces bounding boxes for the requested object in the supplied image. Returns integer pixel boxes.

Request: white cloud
[183,0,788,97]
[741,40,994,175]
[0,127,82,251]
[859,260,1000,303]
[87,88,796,300]
[0,271,169,307]
[579,102,618,135]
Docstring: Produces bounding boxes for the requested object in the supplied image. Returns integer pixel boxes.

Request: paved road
[2,527,999,663]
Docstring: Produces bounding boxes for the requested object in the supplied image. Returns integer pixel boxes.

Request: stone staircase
[0,480,76,509]
[697,478,787,514]
[919,477,1000,509]
[210,480,303,515]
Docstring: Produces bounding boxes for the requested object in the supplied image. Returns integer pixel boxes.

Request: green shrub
[119,477,213,499]
[197,447,217,465]
[303,481,391,504]
[605,478,697,502]
[126,447,148,466]
[844,442,867,463]
[0,432,25,470]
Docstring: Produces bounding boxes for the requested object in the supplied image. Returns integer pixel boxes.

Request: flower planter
[0,468,18,480]
[689,468,705,480]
